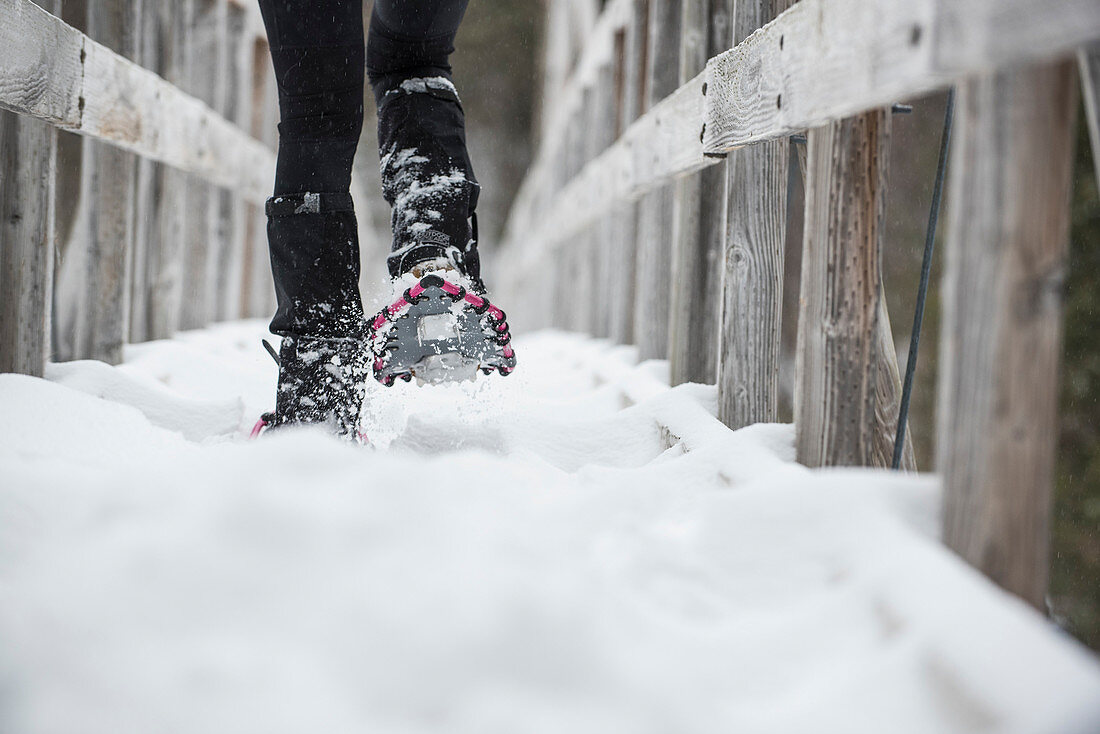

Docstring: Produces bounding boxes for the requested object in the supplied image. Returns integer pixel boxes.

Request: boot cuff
[266,192,355,218]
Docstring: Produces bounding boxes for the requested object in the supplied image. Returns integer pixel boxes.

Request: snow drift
[1,323,1098,734]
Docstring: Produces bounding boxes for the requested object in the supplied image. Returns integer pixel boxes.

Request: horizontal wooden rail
[508,0,1100,251]
[703,0,1100,152]
[523,71,708,261]
[0,0,274,205]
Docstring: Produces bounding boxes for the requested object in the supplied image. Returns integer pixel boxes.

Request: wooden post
[590,61,618,339]
[149,0,192,338]
[82,0,140,364]
[562,110,586,331]
[214,1,246,322]
[179,0,225,330]
[715,0,791,426]
[937,61,1079,609]
[633,0,681,361]
[50,0,87,363]
[794,110,891,467]
[607,0,648,346]
[129,0,159,342]
[241,36,273,319]
[1080,43,1100,193]
[574,84,598,334]
[0,1,60,376]
[667,0,728,385]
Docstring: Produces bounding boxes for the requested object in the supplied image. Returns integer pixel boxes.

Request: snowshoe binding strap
[250,412,276,439]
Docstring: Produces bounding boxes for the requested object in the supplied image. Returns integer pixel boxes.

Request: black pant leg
[366,0,469,100]
[366,0,482,281]
[257,0,366,338]
[259,0,365,194]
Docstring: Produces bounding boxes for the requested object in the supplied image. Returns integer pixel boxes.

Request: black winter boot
[266,192,366,338]
[250,192,370,441]
[375,76,483,286]
[270,335,368,439]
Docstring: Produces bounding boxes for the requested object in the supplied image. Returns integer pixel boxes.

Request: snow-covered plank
[0,0,274,205]
[703,0,1100,153]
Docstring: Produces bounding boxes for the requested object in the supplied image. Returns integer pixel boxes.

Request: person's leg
[362,1,516,386]
[366,0,482,284]
[257,0,368,434]
[259,0,365,336]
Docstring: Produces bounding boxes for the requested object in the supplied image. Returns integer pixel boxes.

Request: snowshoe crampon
[367,273,516,386]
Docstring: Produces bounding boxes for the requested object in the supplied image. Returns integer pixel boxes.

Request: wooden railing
[498,0,1100,608]
[0,0,288,373]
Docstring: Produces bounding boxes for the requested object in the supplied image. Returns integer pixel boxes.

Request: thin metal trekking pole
[892,89,955,471]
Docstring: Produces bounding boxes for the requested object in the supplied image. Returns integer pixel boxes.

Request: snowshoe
[366,269,516,387]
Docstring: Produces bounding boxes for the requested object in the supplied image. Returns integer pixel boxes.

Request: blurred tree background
[1053,103,1099,651]
[361,3,1099,652]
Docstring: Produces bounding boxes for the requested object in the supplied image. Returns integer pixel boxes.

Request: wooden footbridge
[1,0,1100,619]
[498,0,1100,611]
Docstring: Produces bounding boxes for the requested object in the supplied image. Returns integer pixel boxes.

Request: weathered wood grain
[0,0,83,127]
[0,0,60,376]
[47,0,86,363]
[668,0,730,385]
[80,0,139,365]
[1080,43,1100,194]
[719,136,787,425]
[715,0,791,427]
[0,0,274,205]
[0,108,57,375]
[794,111,889,467]
[937,61,1079,609]
[872,292,916,470]
[703,0,1100,154]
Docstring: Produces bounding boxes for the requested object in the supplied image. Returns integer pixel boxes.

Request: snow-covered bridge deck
[1,324,1098,733]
